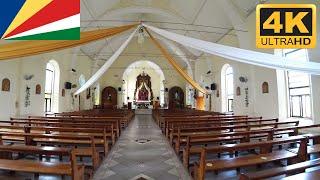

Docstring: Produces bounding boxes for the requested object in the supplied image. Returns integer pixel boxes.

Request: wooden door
[101,86,117,109]
[169,86,184,109]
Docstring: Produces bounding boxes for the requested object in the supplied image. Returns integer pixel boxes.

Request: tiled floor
[93,115,191,180]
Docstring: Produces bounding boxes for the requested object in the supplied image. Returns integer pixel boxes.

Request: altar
[133,72,154,109]
[135,100,151,109]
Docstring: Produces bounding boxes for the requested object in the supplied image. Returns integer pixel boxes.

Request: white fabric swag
[143,24,320,75]
[74,27,139,95]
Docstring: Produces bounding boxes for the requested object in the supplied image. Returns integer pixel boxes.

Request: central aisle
[93,115,191,180]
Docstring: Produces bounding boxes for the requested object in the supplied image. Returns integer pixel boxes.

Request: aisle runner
[93,115,191,180]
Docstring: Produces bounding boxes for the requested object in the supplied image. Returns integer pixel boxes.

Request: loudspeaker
[210,83,217,90]
[165,88,168,92]
[65,82,72,89]
[118,87,122,92]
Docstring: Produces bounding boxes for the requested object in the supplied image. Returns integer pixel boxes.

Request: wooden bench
[0,124,116,145]
[10,117,120,138]
[0,132,104,170]
[0,145,84,180]
[239,158,320,180]
[194,135,308,180]
[165,118,277,138]
[172,121,299,152]
[182,128,275,168]
[162,116,254,133]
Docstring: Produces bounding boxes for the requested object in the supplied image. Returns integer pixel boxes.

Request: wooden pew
[182,128,275,168]
[0,122,116,145]
[161,115,253,133]
[172,121,299,152]
[0,145,84,180]
[239,158,320,180]
[4,121,117,145]
[11,117,120,138]
[29,115,127,130]
[0,132,104,170]
[166,118,278,138]
[194,135,308,180]
[182,124,320,170]
[282,169,320,179]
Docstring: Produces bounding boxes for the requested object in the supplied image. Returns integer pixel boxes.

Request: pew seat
[283,169,320,180]
[34,138,105,145]
[239,158,320,180]
[202,150,297,172]
[194,136,308,180]
[0,159,77,175]
[287,144,320,156]
[0,145,84,180]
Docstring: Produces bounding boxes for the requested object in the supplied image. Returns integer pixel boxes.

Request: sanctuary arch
[122,60,165,109]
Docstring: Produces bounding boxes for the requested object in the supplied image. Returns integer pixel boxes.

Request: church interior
[0,0,320,179]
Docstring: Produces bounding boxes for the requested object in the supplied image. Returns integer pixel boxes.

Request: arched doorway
[169,86,184,109]
[45,60,60,113]
[101,86,117,109]
[221,64,234,112]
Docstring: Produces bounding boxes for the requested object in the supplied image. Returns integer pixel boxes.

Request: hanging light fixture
[137,27,145,44]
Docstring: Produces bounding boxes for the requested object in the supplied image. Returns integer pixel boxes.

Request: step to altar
[135,109,152,115]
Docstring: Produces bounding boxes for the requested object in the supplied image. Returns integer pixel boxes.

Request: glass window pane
[45,62,55,113]
[291,96,301,117]
[289,87,310,96]
[225,66,234,112]
[304,95,311,118]
[285,49,311,118]
[45,70,53,93]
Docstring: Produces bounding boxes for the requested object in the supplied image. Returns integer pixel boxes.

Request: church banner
[74,26,140,95]
[145,28,208,95]
[0,24,137,60]
[143,24,320,75]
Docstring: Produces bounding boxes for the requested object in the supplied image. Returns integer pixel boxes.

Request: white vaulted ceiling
[79,0,261,69]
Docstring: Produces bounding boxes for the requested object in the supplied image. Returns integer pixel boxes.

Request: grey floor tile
[93,115,191,180]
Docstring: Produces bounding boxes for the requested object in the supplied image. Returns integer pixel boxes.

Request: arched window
[45,60,60,113]
[221,64,234,112]
[284,49,312,118]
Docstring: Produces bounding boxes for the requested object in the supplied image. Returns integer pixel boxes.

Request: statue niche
[134,72,154,101]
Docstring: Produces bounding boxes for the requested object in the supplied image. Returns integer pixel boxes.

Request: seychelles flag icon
[0,0,80,40]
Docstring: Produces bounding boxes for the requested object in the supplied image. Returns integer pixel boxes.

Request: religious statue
[175,91,179,100]
[138,84,149,101]
[134,72,153,101]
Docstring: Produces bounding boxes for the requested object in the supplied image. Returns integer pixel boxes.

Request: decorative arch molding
[122,60,166,106]
[122,60,165,80]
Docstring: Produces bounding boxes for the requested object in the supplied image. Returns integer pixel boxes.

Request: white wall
[0,49,92,120]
